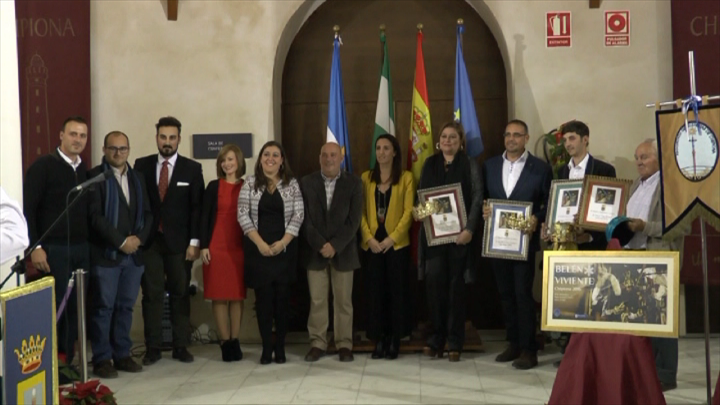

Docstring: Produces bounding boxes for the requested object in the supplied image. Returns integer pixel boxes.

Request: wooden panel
[589,0,602,9]
[167,0,178,21]
[282,0,509,330]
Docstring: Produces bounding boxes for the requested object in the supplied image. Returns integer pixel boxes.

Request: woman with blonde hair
[200,144,247,361]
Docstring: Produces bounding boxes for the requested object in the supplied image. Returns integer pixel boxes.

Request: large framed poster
[542,250,679,338]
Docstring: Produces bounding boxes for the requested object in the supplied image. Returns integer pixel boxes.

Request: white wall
[1,0,24,290]
[90,0,674,341]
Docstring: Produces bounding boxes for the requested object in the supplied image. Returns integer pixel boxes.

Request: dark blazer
[199,179,244,249]
[557,154,616,250]
[134,154,204,254]
[483,152,553,251]
[300,171,363,272]
[557,154,616,180]
[88,164,153,267]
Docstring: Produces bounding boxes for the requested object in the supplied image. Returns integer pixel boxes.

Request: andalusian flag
[408,28,433,183]
[370,30,395,169]
[327,32,352,172]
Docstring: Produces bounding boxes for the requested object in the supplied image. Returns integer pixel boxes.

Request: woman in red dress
[200,144,246,361]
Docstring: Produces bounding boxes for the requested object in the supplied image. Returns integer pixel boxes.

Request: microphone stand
[0,187,89,290]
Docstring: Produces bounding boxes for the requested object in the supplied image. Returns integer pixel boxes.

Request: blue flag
[454,24,483,158]
[326,34,352,172]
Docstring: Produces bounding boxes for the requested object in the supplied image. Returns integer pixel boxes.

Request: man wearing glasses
[88,131,153,378]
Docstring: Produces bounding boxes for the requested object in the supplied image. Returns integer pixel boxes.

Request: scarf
[102,158,144,260]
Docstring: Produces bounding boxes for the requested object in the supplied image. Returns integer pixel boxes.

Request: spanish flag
[407,28,433,184]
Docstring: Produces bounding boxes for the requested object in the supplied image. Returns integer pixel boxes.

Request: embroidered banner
[656,104,720,240]
[15,0,91,173]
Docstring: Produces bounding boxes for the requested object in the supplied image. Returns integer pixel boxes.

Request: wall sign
[546,11,572,48]
[192,133,253,159]
[605,10,630,47]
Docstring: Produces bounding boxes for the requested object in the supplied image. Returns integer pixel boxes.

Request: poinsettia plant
[60,379,117,405]
[543,121,572,179]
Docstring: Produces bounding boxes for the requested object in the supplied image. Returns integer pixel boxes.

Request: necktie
[158,160,169,232]
[159,160,169,201]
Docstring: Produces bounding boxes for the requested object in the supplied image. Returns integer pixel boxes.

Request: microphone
[74,169,113,191]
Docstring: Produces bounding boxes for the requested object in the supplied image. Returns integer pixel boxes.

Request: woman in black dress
[237,141,304,364]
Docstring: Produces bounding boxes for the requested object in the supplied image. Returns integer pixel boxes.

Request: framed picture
[1,277,58,405]
[542,250,679,337]
[417,183,468,246]
[546,179,583,235]
[481,199,533,261]
[577,175,632,231]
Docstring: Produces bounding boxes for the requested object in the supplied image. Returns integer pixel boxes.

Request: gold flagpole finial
[417,23,424,31]
[333,25,340,33]
[457,18,464,25]
[380,24,386,32]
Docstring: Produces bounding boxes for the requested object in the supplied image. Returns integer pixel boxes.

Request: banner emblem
[674,121,718,182]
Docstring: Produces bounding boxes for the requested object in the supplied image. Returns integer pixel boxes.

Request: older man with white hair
[625,138,689,392]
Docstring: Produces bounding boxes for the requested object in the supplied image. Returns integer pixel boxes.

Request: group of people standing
[18,113,681,392]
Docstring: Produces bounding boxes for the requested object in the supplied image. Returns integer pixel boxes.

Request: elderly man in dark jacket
[301,142,363,363]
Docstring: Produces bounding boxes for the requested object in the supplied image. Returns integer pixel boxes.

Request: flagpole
[457,18,464,49]
[645,50,717,405]
[379,24,385,62]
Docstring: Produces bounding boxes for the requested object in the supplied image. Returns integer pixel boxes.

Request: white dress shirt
[155,152,178,184]
[321,171,341,210]
[111,164,130,204]
[502,150,529,197]
[568,153,590,180]
[57,147,82,171]
[0,187,29,265]
[624,171,660,249]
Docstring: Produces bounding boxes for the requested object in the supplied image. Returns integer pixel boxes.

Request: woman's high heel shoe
[371,338,386,359]
[385,338,400,360]
[274,345,286,364]
[220,340,233,362]
[231,339,243,361]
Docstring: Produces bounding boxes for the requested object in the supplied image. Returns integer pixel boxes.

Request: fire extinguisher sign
[546,11,572,48]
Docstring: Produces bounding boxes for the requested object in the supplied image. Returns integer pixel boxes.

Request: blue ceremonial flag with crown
[1,277,58,404]
[454,24,483,158]
[327,32,353,172]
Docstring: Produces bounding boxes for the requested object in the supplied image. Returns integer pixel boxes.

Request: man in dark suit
[554,120,616,250]
[482,119,552,370]
[88,131,153,378]
[300,142,363,363]
[24,116,90,383]
[134,116,204,365]
[549,120,617,367]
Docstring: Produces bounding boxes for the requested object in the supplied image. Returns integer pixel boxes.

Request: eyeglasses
[106,146,130,154]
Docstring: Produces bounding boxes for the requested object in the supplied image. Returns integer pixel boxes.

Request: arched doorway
[281,0,508,333]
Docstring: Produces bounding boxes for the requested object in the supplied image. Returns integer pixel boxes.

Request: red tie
[159,160,169,201]
[158,160,169,232]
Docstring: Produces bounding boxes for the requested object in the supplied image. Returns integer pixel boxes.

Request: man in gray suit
[625,138,689,392]
[301,142,363,362]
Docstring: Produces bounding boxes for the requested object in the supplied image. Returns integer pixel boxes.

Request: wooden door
[282,0,508,332]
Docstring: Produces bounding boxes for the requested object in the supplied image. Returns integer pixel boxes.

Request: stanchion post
[75,269,88,383]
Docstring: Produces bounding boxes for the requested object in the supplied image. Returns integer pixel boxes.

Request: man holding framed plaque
[554,121,616,249]
[482,119,552,370]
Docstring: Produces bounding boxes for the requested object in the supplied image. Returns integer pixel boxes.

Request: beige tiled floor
[100,335,719,404]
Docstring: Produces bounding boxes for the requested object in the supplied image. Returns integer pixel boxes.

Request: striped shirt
[321,171,341,210]
[237,175,305,237]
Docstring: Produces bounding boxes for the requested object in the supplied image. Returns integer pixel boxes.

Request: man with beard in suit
[134,117,204,365]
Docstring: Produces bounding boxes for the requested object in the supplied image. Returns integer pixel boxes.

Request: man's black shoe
[142,348,162,366]
[92,360,118,379]
[172,347,194,363]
